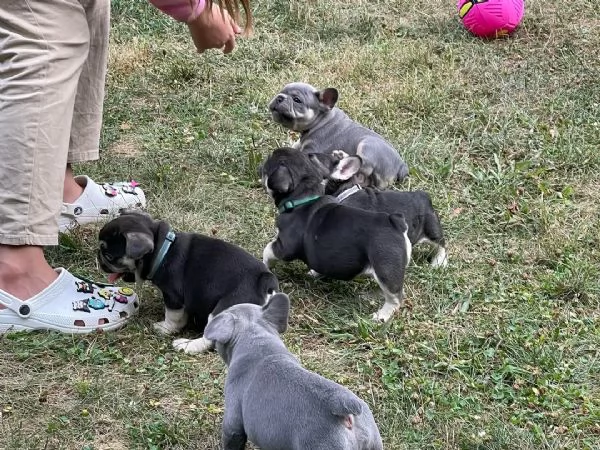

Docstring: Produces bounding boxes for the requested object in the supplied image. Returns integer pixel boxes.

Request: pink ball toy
[457,0,524,38]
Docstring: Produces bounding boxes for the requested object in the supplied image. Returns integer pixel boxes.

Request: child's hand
[188,3,242,54]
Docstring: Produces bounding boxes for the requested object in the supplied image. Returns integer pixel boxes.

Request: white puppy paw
[172,337,214,355]
[153,321,179,335]
[431,248,448,269]
[372,308,395,323]
[332,150,350,160]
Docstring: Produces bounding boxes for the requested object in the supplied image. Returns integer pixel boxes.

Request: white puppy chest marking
[153,307,188,335]
[372,272,403,323]
[262,229,279,267]
[263,241,277,267]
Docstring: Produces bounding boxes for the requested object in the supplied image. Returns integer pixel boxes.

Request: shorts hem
[0,233,58,246]
[67,150,100,164]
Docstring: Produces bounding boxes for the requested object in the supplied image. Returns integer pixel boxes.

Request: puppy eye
[104,253,114,262]
[293,96,302,104]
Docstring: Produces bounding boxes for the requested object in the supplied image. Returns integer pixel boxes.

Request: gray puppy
[269,81,409,189]
[204,293,384,450]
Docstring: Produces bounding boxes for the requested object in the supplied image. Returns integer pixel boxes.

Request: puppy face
[260,147,326,204]
[97,210,156,282]
[268,82,338,132]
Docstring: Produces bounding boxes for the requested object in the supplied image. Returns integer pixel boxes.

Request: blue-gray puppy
[204,293,384,450]
[269,81,409,189]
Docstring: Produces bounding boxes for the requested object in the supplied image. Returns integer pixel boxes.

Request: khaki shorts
[0,0,109,246]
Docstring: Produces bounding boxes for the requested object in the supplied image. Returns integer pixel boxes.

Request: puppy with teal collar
[261,148,412,323]
[97,210,279,353]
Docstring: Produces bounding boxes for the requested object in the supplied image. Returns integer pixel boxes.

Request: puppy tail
[257,271,280,304]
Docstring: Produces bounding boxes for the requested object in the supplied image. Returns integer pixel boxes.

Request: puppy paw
[172,337,214,355]
[307,269,323,278]
[332,150,350,160]
[372,310,394,323]
[431,248,448,269]
[431,258,448,269]
[153,321,179,335]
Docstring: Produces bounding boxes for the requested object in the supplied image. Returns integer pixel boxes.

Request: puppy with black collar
[311,150,448,268]
[97,210,279,354]
[261,147,412,323]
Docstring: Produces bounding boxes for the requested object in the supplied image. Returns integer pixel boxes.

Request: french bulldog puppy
[310,151,448,268]
[97,210,278,354]
[205,293,384,450]
[261,147,412,323]
[268,82,409,189]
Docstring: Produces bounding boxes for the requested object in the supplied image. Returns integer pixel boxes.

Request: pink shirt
[149,0,206,23]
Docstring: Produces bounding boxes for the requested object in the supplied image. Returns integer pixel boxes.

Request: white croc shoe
[0,268,139,335]
[60,176,146,232]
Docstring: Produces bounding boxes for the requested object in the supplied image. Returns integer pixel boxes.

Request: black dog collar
[278,195,321,213]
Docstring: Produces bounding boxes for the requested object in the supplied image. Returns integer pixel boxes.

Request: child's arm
[148,0,206,23]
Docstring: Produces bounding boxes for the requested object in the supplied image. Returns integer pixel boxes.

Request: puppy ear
[203,312,236,344]
[330,156,362,181]
[262,293,290,334]
[267,165,293,193]
[318,88,338,109]
[124,232,154,259]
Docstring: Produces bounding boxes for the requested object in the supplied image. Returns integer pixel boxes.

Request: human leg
[60,0,146,232]
[0,0,137,332]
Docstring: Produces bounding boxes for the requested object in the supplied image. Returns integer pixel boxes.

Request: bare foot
[0,246,58,304]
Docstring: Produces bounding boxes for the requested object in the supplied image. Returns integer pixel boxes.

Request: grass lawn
[1,0,600,448]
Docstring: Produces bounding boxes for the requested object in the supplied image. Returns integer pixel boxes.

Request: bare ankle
[0,245,58,301]
[63,164,85,203]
